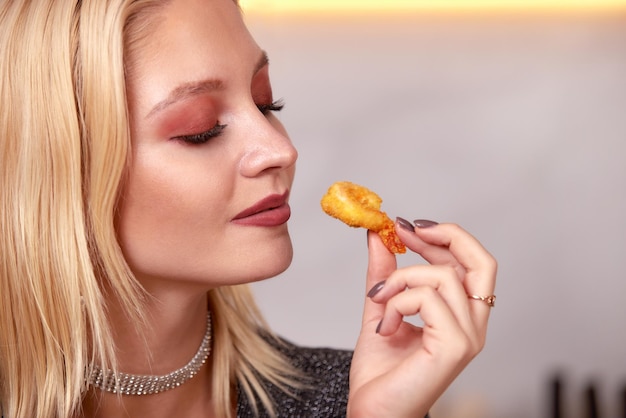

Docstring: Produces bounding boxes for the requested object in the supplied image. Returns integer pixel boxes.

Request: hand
[347,219,497,418]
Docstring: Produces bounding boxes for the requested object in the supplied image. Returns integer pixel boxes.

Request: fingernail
[367,280,386,298]
[413,219,439,228]
[396,217,415,233]
[375,319,383,334]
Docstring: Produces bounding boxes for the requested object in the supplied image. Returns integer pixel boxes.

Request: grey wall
[247,12,626,418]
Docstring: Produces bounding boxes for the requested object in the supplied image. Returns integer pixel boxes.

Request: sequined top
[236,338,429,418]
[236,338,352,417]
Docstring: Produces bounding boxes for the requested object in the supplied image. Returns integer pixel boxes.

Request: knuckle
[420,285,439,300]
[446,222,463,234]
[468,329,487,356]
[448,333,473,361]
[440,265,459,279]
[448,329,487,361]
[470,334,486,356]
[485,255,498,274]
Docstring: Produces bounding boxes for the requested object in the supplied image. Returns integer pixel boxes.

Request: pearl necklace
[87,311,212,396]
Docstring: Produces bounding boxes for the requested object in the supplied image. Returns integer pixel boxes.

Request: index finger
[412,222,497,294]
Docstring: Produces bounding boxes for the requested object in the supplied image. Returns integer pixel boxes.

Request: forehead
[125,0,260,113]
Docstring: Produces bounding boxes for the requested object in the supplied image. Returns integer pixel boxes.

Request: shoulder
[237,336,353,418]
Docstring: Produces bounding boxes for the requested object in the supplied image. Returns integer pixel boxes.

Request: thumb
[363,230,397,324]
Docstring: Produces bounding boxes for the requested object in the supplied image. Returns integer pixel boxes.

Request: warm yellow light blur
[240,0,626,15]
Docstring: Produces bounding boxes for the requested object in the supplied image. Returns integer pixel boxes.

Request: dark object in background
[619,384,626,418]
[550,375,563,418]
[548,374,626,418]
[584,382,600,418]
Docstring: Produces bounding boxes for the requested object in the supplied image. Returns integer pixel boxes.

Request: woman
[0,0,497,417]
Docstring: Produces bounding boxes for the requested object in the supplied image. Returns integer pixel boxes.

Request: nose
[238,112,298,178]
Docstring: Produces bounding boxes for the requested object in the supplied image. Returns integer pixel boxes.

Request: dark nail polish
[413,219,439,228]
[375,319,383,334]
[367,280,386,298]
[396,217,415,233]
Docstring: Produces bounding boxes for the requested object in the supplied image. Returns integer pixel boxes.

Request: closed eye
[173,123,227,145]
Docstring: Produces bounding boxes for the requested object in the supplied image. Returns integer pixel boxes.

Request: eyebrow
[145,51,270,119]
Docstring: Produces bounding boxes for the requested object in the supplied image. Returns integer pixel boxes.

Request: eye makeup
[152,93,222,145]
[172,122,227,145]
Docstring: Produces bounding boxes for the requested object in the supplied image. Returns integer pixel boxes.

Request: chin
[182,231,294,287]
[247,241,294,283]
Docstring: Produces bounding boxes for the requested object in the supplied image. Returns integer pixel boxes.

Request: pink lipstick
[232,191,291,227]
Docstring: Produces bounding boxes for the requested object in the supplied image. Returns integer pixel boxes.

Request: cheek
[120,153,196,226]
[115,148,229,275]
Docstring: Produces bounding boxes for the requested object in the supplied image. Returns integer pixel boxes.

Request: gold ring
[468,294,496,307]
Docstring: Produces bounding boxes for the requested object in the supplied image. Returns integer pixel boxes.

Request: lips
[231,191,291,227]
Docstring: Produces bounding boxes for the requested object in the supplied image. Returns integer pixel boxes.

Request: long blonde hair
[0,1,296,417]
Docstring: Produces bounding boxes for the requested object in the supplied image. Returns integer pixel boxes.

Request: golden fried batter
[321,181,406,254]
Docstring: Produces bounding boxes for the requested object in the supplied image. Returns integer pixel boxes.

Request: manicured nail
[413,219,439,228]
[367,280,386,298]
[396,217,415,233]
[375,319,383,334]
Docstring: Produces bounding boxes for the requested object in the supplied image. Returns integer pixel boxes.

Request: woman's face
[117,0,297,290]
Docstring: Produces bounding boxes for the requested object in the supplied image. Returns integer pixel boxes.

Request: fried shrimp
[321,181,406,254]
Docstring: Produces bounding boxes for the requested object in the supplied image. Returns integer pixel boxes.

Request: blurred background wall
[244,5,626,417]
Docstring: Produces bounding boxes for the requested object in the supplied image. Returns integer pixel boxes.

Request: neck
[83,369,216,418]
[88,310,211,395]
[83,291,215,418]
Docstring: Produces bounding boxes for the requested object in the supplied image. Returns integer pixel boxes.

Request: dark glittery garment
[235,337,429,418]
[236,338,352,418]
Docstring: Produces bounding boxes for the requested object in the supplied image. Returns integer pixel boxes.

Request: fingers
[403,221,497,294]
[375,285,483,380]
[371,265,472,322]
[395,219,496,296]
[406,221,498,332]
[370,265,480,349]
[375,218,497,342]
[362,230,397,325]
[395,218,466,277]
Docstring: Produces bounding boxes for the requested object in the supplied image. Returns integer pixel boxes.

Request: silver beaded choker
[87,311,212,396]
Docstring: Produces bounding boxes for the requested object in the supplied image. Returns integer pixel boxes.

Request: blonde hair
[0,1,296,417]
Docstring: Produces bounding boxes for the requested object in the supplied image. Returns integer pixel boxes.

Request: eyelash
[175,123,227,145]
[175,99,284,145]
[257,99,284,115]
